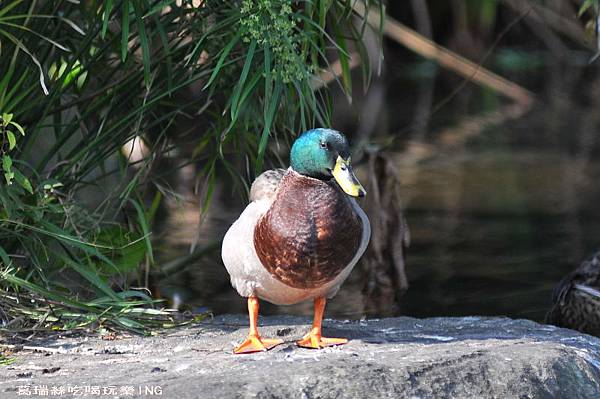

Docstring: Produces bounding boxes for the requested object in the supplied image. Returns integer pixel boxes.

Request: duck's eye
[320,141,328,150]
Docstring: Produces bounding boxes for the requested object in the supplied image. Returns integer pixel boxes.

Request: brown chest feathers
[254,170,363,289]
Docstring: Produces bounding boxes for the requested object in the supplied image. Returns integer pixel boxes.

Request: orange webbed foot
[296,297,348,349]
[234,296,283,354]
[296,331,348,349]
[234,335,283,354]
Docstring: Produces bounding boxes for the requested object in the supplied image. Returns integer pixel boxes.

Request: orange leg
[234,296,283,354]
[296,297,348,349]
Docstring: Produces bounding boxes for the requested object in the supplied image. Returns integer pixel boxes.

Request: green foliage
[48,59,88,90]
[0,355,16,366]
[0,0,380,333]
[1,113,29,190]
[577,0,600,60]
[240,0,307,83]
[579,0,599,17]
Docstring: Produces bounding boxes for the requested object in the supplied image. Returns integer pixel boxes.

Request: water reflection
[399,148,600,321]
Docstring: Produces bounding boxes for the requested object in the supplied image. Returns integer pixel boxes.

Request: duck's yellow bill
[332,156,366,197]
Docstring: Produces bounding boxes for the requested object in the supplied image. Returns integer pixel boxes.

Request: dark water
[399,149,600,321]
[154,56,600,323]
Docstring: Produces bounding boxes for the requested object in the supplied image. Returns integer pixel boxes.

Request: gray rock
[1,316,599,398]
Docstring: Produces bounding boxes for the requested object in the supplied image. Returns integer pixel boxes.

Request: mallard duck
[546,251,600,337]
[222,128,371,354]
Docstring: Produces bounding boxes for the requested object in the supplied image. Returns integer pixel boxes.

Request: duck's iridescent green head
[290,128,366,197]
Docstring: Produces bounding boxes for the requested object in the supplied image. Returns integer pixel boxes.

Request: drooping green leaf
[129,199,154,264]
[13,168,33,194]
[102,0,113,38]
[76,70,88,89]
[203,31,241,90]
[256,81,282,174]
[59,254,120,301]
[230,39,256,120]
[331,16,352,99]
[1,271,97,312]
[132,0,151,88]
[9,120,25,135]
[121,0,130,62]
[6,130,16,149]
[0,28,49,94]
[0,245,11,267]
[0,0,24,19]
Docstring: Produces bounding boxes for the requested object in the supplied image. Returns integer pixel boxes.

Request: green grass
[0,355,16,366]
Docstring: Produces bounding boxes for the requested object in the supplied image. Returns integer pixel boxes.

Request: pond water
[400,147,600,321]
[154,57,600,323]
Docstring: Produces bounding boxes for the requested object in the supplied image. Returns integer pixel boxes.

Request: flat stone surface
[1,316,599,398]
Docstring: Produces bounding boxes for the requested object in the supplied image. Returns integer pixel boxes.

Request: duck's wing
[546,251,600,325]
[222,168,286,299]
[553,251,600,305]
[249,168,286,202]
